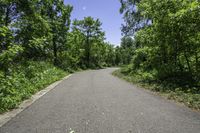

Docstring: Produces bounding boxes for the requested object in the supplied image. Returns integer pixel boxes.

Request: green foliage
[0,45,23,65]
[0,61,67,113]
[113,68,200,110]
[118,0,200,110]
[0,25,24,76]
[120,0,144,35]
[0,0,119,114]
[113,36,136,65]
[0,0,118,71]
[120,0,200,87]
[73,17,106,68]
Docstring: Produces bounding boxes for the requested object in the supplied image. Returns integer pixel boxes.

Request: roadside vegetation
[114,0,200,110]
[0,61,67,113]
[1,0,200,113]
[113,68,200,110]
[0,0,119,113]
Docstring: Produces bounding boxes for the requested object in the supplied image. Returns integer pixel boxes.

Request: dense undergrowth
[0,61,68,114]
[113,66,200,111]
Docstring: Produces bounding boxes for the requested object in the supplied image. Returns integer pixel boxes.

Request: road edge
[112,69,200,113]
[0,74,72,127]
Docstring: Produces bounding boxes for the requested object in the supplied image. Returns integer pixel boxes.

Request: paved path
[0,68,200,133]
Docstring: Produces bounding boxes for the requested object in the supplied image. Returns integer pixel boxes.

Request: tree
[120,0,200,86]
[115,36,135,65]
[73,17,105,67]
[119,0,148,35]
[0,0,24,76]
[33,0,73,64]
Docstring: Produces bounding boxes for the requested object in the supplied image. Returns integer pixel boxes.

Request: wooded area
[116,0,200,109]
[119,0,200,86]
[0,0,123,113]
[0,0,200,112]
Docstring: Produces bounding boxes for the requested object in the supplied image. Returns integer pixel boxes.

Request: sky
[64,0,123,45]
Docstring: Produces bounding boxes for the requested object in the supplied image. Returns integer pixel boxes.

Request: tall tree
[119,0,147,35]
[0,0,24,76]
[120,36,135,64]
[120,0,200,86]
[73,17,105,67]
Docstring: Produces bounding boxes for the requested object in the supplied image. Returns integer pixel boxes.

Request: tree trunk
[195,51,199,73]
[53,36,58,65]
[86,31,90,68]
[184,51,191,73]
[5,6,10,26]
[3,5,11,77]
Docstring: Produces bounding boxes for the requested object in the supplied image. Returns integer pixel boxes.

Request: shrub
[0,61,67,113]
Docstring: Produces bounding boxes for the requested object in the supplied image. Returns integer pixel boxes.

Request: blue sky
[64,0,123,45]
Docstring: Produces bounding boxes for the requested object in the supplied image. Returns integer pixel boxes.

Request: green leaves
[120,0,200,87]
[0,26,8,37]
[0,0,119,114]
[0,61,67,113]
[72,17,106,68]
[0,45,23,63]
[73,17,104,38]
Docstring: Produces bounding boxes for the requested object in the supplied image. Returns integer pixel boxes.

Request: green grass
[0,61,68,114]
[113,69,200,111]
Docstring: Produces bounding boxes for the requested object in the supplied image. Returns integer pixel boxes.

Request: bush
[113,67,200,110]
[0,61,67,113]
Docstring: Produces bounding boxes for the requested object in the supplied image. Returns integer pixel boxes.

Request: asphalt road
[1,68,200,133]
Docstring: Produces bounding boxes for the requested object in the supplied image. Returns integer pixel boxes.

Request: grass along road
[0,68,200,133]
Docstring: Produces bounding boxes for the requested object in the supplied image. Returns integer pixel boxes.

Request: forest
[0,0,200,113]
[0,0,124,113]
[115,0,200,110]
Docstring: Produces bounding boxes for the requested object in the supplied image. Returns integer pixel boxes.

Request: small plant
[0,61,67,114]
[113,67,200,111]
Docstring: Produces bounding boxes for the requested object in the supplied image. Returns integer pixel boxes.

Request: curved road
[1,68,200,133]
